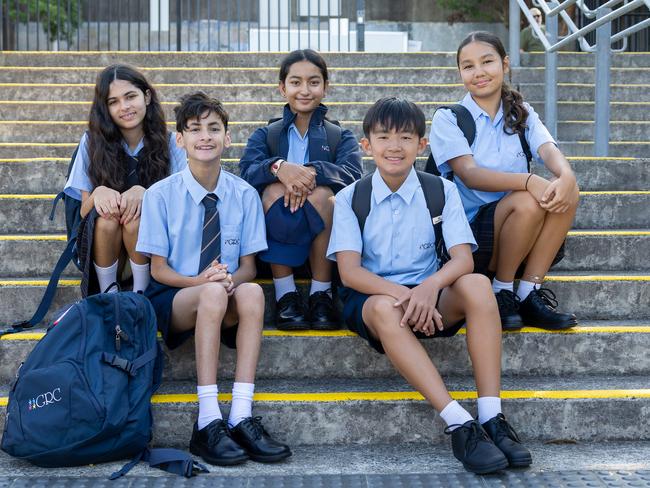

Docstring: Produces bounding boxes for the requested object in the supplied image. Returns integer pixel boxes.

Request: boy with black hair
[327,97,531,474]
[137,92,291,466]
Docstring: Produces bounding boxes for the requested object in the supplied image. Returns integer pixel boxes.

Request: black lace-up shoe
[445,419,509,474]
[275,291,309,330]
[189,419,248,466]
[482,414,532,468]
[229,416,292,463]
[308,291,340,330]
[519,287,577,329]
[494,290,524,330]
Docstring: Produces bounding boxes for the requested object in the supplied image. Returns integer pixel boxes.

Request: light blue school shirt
[326,167,477,285]
[286,123,309,164]
[63,131,187,200]
[136,165,267,276]
[429,92,555,222]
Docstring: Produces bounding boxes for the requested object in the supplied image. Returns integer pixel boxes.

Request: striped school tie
[198,193,221,274]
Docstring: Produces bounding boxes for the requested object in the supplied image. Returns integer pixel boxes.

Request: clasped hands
[276,161,317,213]
[93,185,145,224]
[393,281,444,337]
[199,261,235,295]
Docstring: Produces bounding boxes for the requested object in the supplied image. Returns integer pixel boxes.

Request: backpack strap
[416,171,449,265]
[110,448,209,479]
[101,344,158,377]
[425,104,475,177]
[266,118,284,158]
[517,130,533,172]
[323,119,342,162]
[350,173,374,235]
[0,237,77,337]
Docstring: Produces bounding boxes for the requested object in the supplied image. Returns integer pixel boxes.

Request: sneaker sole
[189,444,249,466]
[463,457,509,475]
[248,450,293,463]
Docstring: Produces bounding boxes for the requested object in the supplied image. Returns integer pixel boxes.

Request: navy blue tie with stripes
[199,193,221,274]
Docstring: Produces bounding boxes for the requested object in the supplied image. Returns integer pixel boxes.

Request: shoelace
[311,290,333,308]
[241,416,266,440]
[205,421,228,445]
[495,290,520,313]
[444,421,490,452]
[531,287,559,310]
[493,416,522,443]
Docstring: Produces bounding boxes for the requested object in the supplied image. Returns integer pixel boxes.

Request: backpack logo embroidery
[322,145,330,152]
[27,388,62,411]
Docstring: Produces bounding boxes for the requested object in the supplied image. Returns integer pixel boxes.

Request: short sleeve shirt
[429,92,555,222]
[136,166,267,276]
[326,167,477,285]
[63,131,187,200]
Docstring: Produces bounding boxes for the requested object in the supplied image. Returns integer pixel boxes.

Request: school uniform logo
[419,242,436,250]
[321,145,331,152]
[27,388,62,411]
[224,238,240,246]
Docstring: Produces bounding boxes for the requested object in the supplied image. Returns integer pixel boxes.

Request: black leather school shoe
[308,291,340,330]
[494,289,524,330]
[275,291,310,330]
[229,416,292,463]
[482,413,532,468]
[519,287,577,329]
[445,419,509,474]
[189,419,249,466]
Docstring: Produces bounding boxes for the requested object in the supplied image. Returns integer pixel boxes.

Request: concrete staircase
[1,51,649,476]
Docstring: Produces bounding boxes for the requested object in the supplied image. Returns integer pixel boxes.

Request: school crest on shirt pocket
[221,223,242,265]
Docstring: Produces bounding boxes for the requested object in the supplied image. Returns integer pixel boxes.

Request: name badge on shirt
[432,215,443,225]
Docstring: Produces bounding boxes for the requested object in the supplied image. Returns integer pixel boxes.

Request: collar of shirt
[288,123,309,142]
[180,165,227,206]
[462,92,504,127]
[371,166,420,206]
[121,137,145,157]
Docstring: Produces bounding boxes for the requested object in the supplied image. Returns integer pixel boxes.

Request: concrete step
[2,119,649,143]
[1,51,648,68]
[3,191,648,234]
[2,230,648,278]
[1,100,648,122]
[0,82,648,104]
[559,142,650,158]
[0,65,648,85]
[0,443,649,480]
[2,375,649,446]
[3,322,650,384]
[0,273,648,326]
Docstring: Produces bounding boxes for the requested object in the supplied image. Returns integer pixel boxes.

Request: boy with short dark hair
[326,97,531,474]
[137,92,291,466]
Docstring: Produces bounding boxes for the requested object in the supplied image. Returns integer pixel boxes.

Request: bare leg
[362,295,453,412]
[437,274,501,397]
[307,186,335,283]
[490,191,546,281]
[93,216,123,266]
[121,217,148,265]
[222,283,265,383]
[170,283,229,386]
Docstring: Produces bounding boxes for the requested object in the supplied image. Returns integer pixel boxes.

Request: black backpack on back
[351,170,450,266]
[266,118,342,162]
[425,104,532,177]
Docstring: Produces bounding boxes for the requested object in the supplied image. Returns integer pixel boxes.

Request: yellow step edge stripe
[3,389,650,407]
[4,325,650,341]
[0,142,77,147]
[0,158,69,162]
[0,82,465,88]
[0,235,66,241]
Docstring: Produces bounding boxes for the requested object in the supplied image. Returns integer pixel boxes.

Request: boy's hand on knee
[398,282,443,334]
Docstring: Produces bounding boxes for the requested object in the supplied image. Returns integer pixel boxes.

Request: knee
[95,215,120,235]
[514,192,546,219]
[198,283,228,313]
[307,186,335,215]
[364,296,401,335]
[122,216,140,236]
[236,283,264,309]
[262,182,286,211]
[455,274,497,310]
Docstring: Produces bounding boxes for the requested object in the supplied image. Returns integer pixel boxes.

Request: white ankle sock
[274,274,297,301]
[440,400,474,431]
[197,384,222,430]
[477,396,502,424]
[228,382,255,428]
[492,278,513,294]
[516,280,539,301]
[130,260,150,293]
[94,261,118,293]
[310,279,332,297]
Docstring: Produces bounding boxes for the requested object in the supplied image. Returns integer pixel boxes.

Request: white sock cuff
[477,396,502,424]
[439,400,474,430]
[231,382,255,397]
[273,274,297,301]
[197,384,219,398]
[129,260,150,270]
[94,260,118,273]
[492,278,514,293]
[310,279,332,296]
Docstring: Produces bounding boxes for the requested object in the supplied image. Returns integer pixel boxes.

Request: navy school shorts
[144,278,238,350]
[339,285,465,354]
[470,200,565,278]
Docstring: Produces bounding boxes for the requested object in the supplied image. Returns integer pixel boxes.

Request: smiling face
[176,110,231,165]
[106,79,150,133]
[279,60,328,116]
[457,40,509,101]
[361,126,427,181]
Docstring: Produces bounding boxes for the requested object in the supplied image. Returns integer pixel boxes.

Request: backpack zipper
[113,294,129,351]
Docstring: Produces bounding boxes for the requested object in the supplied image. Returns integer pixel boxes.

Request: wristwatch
[270,159,284,177]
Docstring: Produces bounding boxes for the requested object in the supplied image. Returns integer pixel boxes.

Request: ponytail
[501,82,529,136]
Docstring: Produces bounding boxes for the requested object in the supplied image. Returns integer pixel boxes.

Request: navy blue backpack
[1,291,207,478]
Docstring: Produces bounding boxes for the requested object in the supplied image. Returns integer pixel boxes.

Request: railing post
[545,2,559,138]
[176,0,181,51]
[594,6,611,157]
[356,0,364,51]
[509,0,520,68]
